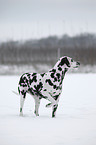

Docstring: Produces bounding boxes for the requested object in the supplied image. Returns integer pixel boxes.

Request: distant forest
[0,33,96,65]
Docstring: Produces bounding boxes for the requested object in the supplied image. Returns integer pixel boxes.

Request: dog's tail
[12,90,19,96]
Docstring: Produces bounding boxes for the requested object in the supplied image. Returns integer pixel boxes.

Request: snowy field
[0,74,96,145]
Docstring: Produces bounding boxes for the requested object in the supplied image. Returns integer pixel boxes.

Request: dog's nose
[76,62,80,65]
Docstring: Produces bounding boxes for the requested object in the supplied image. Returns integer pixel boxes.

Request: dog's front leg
[52,104,58,118]
[34,97,40,116]
[20,94,26,116]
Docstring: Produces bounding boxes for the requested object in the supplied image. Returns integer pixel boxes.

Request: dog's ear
[58,57,70,67]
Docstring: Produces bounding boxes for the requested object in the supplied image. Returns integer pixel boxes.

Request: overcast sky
[0,0,96,41]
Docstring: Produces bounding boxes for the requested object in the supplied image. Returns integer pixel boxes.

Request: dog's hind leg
[52,104,58,118]
[34,97,40,116]
[20,93,26,116]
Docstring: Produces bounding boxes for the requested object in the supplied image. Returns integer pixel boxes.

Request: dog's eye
[71,59,73,62]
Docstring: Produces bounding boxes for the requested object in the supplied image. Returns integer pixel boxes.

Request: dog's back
[18,69,62,100]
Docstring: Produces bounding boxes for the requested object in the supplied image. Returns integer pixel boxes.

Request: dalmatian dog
[18,56,80,117]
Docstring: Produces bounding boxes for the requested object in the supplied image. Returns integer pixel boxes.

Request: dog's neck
[53,63,68,76]
[59,68,68,85]
[51,65,68,85]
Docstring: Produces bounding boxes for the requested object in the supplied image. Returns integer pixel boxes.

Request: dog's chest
[40,73,62,95]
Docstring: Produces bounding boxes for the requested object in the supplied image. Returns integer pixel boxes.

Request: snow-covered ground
[0,74,96,145]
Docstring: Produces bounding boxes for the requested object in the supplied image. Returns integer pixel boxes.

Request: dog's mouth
[73,62,80,68]
[73,66,79,68]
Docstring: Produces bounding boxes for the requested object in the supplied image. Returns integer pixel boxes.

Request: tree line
[0,33,96,65]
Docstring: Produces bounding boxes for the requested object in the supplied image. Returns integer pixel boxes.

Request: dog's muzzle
[75,61,80,68]
[76,62,80,66]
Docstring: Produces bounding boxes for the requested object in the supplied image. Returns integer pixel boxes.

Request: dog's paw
[34,111,39,116]
[19,112,23,116]
[52,114,56,118]
[46,103,53,108]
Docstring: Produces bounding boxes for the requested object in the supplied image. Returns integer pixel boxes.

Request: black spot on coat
[46,79,53,86]
[29,75,37,85]
[44,89,47,91]
[32,73,37,76]
[56,73,60,79]
[58,57,70,67]
[41,73,45,77]
[34,82,43,96]
[58,67,62,71]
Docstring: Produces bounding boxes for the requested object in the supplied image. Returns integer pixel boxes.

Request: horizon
[0,32,96,43]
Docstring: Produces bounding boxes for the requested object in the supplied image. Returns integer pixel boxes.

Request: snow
[0,74,96,145]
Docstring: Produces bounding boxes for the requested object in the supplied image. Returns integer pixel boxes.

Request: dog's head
[58,56,80,69]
